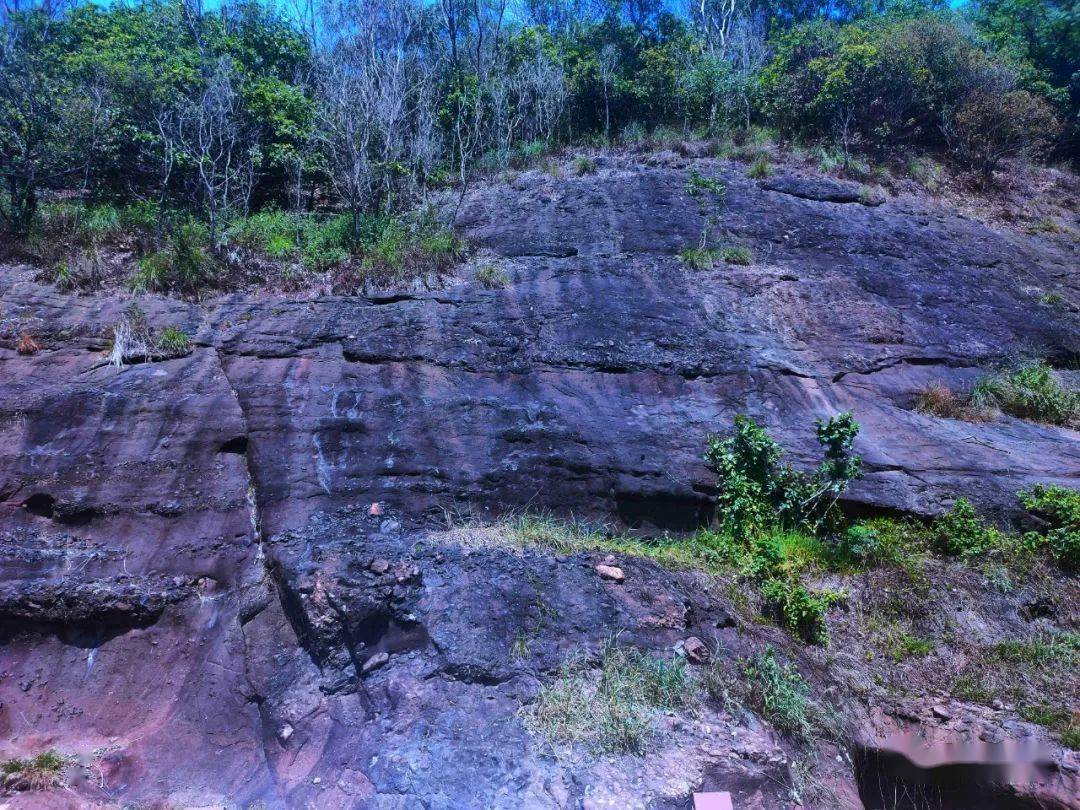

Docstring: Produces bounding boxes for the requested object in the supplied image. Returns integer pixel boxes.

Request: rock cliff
[0,154,1077,808]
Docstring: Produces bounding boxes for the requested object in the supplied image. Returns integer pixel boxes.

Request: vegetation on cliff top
[2,0,1076,293]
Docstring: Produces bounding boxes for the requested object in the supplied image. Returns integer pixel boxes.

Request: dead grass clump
[914,383,987,421]
[16,333,40,355]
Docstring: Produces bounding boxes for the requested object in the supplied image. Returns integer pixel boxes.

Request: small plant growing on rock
[1018,485,1079,572]
[1039,292,1065,309]
[760,576,839,645]
[742,647,812,739]
[747,156,772,179]
[574,156,596,175]
[107,306,153,368]
[475,264,509,289]
[524,640,695,754]
[157,327,191,356]
[914,383,987,421]
[971,360,1078,427]
[16,332,40,355]
[1,750,67,791]
[720,246,751,265]
[679,246,721,270]
[685,169,726,199]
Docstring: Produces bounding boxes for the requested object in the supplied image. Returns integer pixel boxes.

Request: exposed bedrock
[0,157,1077,807]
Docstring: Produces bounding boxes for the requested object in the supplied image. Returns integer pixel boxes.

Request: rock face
[0,155,1077,807]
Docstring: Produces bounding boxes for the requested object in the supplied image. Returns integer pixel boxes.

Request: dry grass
[16,333,40,355]
[914,383,988,421]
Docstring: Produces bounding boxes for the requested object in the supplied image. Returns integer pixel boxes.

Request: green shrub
[1,750,67,790]
[574,155,596,175]
[300,214,351,270]
[355,211,462,282]
[620,121,647,145]
[514,139,550,166]
[686,169,726,199]
[932,498,1004,557]
[130,220,211,293]
[227,209,298,259]
[971,360,1079,426]
[720,246,751,265]
[760,576,836,645]
[890,633,934,662]
[118,201,162,232]
[742,647,812,738]
[704,412,861,539]
[1019,485,1080,571]
[758,15,1061,164]
[838,523,883,563]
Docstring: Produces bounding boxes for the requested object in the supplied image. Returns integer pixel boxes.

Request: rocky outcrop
[0,155,1077,807]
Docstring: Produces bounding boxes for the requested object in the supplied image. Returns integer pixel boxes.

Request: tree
[952,86,1060,180]
[0,7,89,235]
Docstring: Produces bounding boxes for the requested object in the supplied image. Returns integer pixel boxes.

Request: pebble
[595,564,625,583]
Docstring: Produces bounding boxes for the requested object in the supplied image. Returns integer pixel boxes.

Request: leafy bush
[227,209,299,259]
[932,498,1005,557]
[760,576,837,645]
[1019,485,1080,571]
[953,89,1060,178]
[300,214,352,270]
[971,361,1079,426]
[685,169,726,199]
[355,211,462,282]
[838,523,883,562]
[758,15,1061,164]
[704,413,861,539]
[130,220,211,293]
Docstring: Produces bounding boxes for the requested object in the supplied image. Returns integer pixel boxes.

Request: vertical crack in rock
[212,346,284,801]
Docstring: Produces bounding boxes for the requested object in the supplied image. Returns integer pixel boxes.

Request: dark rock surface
[0,156,1077,807]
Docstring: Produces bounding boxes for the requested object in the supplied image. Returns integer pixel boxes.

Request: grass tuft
[524,639,696,754]
[971,360,1078,427]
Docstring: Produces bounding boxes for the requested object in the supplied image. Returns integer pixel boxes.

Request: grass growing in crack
[524,639,696,754]
[157,326,190,355]
[679,246,722,270]
[747,155,773,179]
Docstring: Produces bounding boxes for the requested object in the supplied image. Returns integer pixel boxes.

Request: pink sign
[693,792,734,810]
